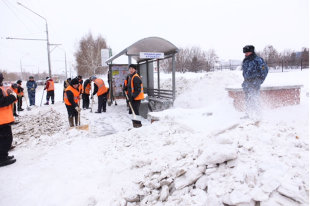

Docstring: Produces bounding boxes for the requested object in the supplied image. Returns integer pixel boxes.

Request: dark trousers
[97,93,107,112]
[13,103,17,115]
[65,105,78,118]
[82,94,90,109]
[28,92,36,106]
[46,91,55,103]
[0,124,13,161]
[129,100,141,125]
[130,100,141,115]
[17,96,23,109]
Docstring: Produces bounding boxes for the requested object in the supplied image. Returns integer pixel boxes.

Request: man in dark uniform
[127,64,144,128]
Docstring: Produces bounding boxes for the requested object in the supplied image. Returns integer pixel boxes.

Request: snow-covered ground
[0,70,308,206]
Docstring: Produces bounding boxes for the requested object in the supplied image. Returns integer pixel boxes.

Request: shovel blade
[76,124,89,130]
[132,120,142,128]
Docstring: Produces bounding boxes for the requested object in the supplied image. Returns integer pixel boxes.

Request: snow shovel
[23,95,31,111]
[40,89,45,106]
[90,82,94,113]
[90,94,94,113]
[76,99,89,130]
[124,93,141,127]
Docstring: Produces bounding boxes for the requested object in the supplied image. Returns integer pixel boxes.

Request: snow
[0,70,308,206]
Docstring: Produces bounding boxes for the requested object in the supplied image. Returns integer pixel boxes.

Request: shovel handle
[125,93,136,119]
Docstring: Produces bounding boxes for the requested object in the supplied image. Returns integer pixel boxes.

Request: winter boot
[68,117,74,127]
[0,157,16,167]
[52,101,54,104]
[44,102,49,105]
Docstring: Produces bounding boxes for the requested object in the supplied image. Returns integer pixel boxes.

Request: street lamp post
[17,2,52,77]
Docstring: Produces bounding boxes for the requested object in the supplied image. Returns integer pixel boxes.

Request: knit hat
[70,78,79,85]
[243,45,255,53]
[129,64,137,70]
[11,83,18,89]
[90,76,97,81]
[17,80,22,84]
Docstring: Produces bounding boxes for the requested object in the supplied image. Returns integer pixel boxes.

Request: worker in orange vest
[64,78,80,127]
[16,80,24,111]
[90,76,109,113]
[78,75,83,95]
[44,77,55,105]
[127,64,144,128]
[10,83,19,117]
[0,72,17,167]
[82,77,91,109]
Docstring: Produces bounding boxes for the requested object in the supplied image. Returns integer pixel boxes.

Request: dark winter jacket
[92,83,98,96]
[127,72,142,100]
[26,80,37,93]
[242,53,268,89]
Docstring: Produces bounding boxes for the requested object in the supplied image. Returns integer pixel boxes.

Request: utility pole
[17,2,52,77]
[20,60,23,80]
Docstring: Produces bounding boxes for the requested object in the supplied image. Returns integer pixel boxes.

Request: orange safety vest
[64,85,80,106]
[124,79,128,94]
[83,83,91,95]
[47,80,54,91]
[0,86,15,125]
[94,78,108,96]
[131,73,144,100]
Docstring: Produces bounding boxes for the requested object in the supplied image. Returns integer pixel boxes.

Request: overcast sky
[0,0,309,75]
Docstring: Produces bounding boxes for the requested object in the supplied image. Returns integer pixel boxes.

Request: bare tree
[160,46,218,73]
[204,49,219,71]
[74,33,108,77]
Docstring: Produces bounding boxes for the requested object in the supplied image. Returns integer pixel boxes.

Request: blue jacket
[26,80,37,93]
[242,53,268,89]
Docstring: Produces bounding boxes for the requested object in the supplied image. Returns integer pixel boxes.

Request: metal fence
[211,59,309,72]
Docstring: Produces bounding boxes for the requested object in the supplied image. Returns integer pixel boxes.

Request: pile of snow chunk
[117,142,239,205]
[12,108,66,146]
[115,120,308,206]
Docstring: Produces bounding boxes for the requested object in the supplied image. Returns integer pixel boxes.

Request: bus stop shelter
[105,36,178,115]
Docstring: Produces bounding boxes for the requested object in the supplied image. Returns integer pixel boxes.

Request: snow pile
[12,107,66,146]
[115,118,308,206]
[0,70,308,206]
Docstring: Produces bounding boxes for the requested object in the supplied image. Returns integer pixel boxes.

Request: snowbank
[0,70,308,206]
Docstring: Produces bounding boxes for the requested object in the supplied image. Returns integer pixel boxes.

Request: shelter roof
[106,36,178,64]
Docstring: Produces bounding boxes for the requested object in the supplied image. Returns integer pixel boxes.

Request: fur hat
[243,45,255,53]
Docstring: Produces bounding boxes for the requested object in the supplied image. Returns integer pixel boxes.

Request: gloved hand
[75,107,81,112]
[44,88,46,90]
[8,90,17,99]
[7,89,13,95]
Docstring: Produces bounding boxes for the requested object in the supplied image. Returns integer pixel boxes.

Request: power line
[0,0,44,34]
